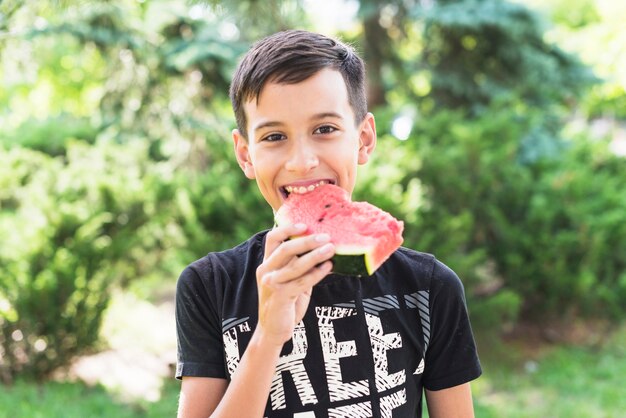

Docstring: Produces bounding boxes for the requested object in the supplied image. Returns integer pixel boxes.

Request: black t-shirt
[176,230,482,417]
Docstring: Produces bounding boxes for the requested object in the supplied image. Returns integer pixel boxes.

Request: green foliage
[381,107,527,325]
[416,0,596,113]
[0,141,180,383]
[395,105,626,322]
[546,0,602,28]
[171,143,273,263]
[541,1,626,120]
[0,114,98,156]
[192,0,308,40]
[496,136,626,318]
[1,0,247,155]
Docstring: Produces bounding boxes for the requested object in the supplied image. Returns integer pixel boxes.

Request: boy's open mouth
[280,180,334,199]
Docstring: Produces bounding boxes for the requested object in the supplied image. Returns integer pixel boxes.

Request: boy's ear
[358,112,377,165]
[233,129,256,179]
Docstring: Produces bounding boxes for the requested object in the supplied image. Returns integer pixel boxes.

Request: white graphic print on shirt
[317,306,370,402]
[270,321,318,409]
[221,291,431,415]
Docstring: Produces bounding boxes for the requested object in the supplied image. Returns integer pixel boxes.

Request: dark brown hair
[229,30,367,138]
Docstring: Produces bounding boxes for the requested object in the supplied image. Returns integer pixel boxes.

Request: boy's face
[233,68,376,212]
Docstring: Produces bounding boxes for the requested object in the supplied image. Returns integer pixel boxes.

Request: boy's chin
[270,196,285,212]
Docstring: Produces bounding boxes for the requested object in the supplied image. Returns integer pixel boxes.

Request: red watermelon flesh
[275,184,404,276]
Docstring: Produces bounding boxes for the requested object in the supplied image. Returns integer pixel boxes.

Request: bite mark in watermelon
[275,184,404,276]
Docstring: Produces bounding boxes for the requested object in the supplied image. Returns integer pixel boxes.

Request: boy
[175,30,481,417]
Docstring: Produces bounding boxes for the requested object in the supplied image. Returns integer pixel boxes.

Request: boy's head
[230,30,376,211]
[229,30,367,138]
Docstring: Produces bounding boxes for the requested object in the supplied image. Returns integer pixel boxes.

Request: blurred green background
[1,0,625,416]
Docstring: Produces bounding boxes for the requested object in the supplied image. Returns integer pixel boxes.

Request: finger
[294,288,313,324]
[264,238,334,283]
[267,233,331,267]
[264,243,335,287]
[264,223,308,259]
[281,242,335,281]
[286,260,333,296]
[261,259,332,295]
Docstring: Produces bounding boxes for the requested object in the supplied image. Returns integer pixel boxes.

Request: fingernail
[315,233,330,243]
[319,243,334,254]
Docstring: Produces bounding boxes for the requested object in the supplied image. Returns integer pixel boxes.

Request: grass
[0,378,180,418]
[470,323,626,418]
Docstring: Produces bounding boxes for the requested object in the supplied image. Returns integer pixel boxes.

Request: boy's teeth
[285,180,328,195]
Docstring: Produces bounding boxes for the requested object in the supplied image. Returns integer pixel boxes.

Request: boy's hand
[256,223,334,346]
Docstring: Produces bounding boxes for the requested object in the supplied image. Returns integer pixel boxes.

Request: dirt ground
[67,290,178,403]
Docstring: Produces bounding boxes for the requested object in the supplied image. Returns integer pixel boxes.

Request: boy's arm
[177,223,335,418]
[425,382,475,418]
[177,328,283,418]
[178,377,227,418]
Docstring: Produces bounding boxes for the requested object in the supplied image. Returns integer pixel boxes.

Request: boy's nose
[285,142,319,173]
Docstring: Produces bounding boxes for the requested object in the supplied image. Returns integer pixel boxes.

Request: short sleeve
[422,261,482,391]
[175,262,226,380]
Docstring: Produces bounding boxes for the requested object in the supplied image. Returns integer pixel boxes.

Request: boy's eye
[262,133,286,142]
[314,125,337,135]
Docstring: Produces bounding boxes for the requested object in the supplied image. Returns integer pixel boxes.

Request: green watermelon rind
[333,244,377,276]
[271,230,377,277]
[331,253,370,277]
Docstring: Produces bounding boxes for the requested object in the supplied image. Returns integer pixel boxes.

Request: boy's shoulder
[178,230,268,286]
[385,246,465,294]
[393,246,437,271]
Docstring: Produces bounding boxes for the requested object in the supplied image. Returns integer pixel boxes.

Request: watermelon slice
[275,184,404,276]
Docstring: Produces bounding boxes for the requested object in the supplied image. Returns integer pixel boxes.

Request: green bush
[0,114,98,157]
[160,125,273,263]
[173,164,273,263]
[496,136,626,318]
[418,0,595,113]
[0,140,179,383]
[390,105,626,325]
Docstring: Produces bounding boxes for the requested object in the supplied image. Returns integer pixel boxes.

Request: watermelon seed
[324,204,332,208]
[318,217,324,222]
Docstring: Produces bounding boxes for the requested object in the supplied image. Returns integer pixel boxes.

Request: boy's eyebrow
[253,112,344,133]
[311,112,343,121]
[253,120,284,133]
